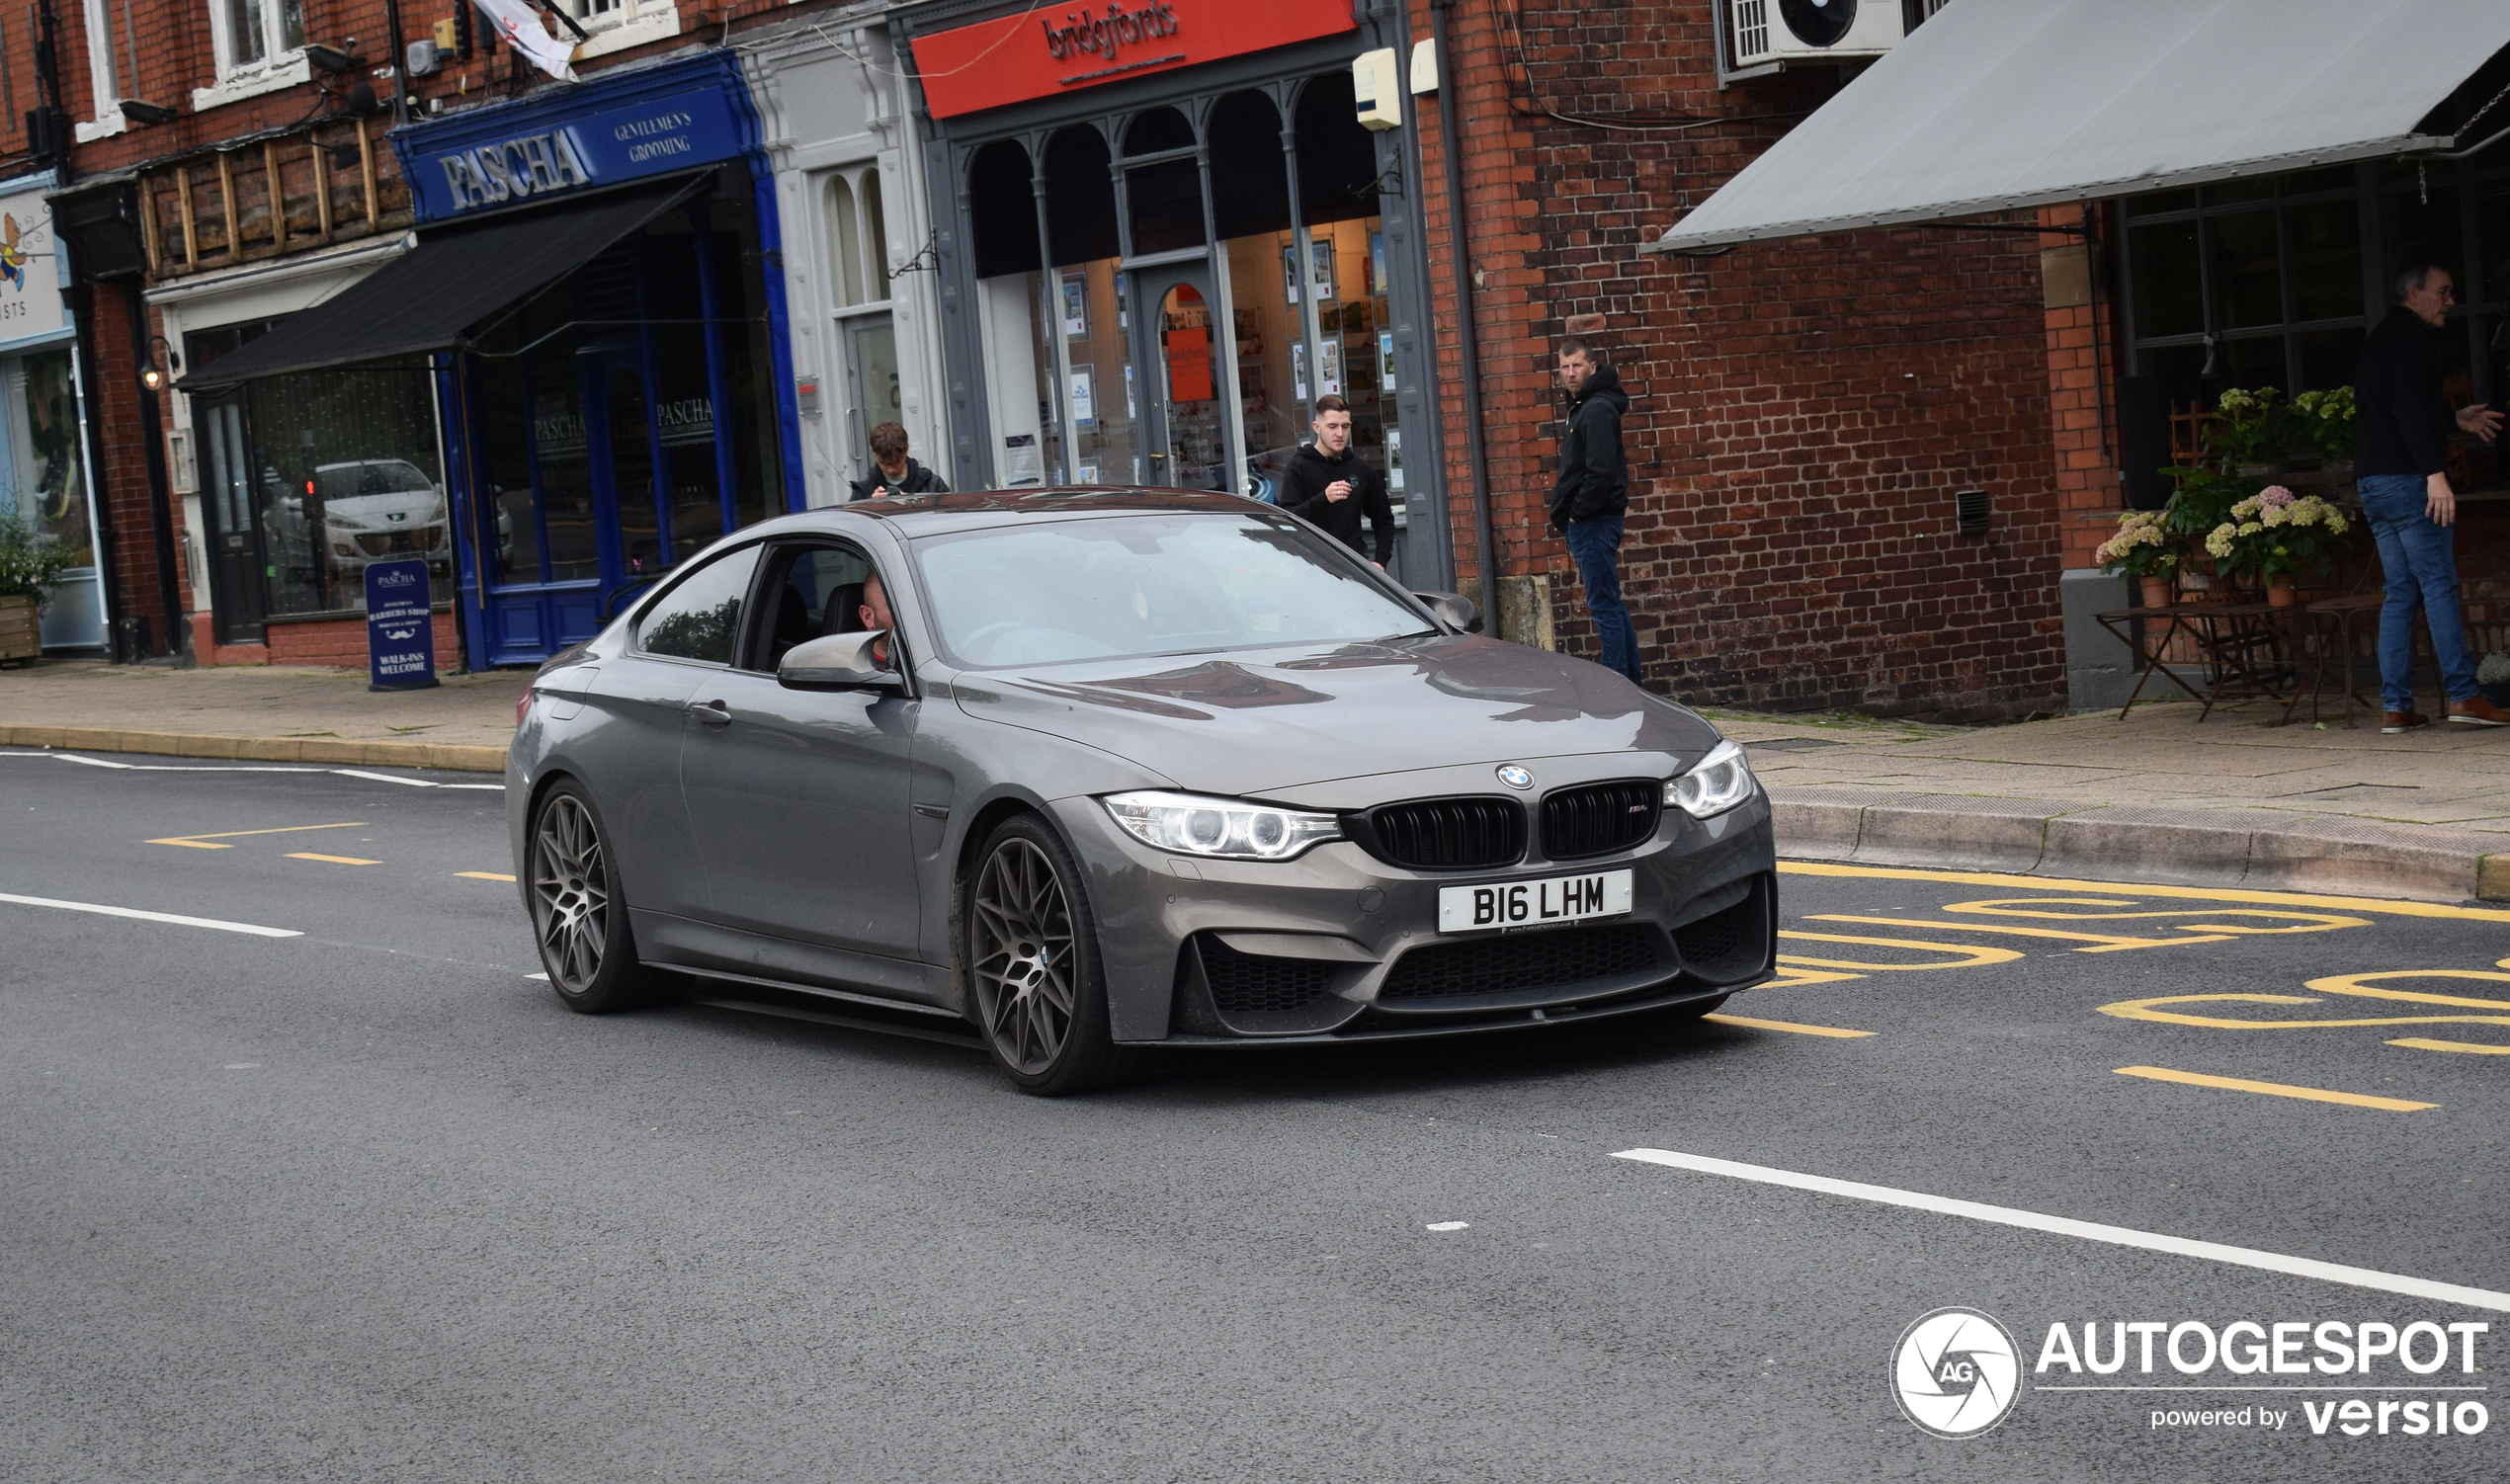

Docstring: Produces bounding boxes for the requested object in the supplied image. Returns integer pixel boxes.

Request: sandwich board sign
[365,559,440,691]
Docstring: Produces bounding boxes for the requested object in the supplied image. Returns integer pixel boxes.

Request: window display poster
[1166,326,1215,403]
[1002,432,1045,486]
[1371,232,1387,296]
[1380,330,1396,391]
[1061,272,1088,337]
[1124,363,1137,419]
[1070,370,1096,428]
[1076,462,1099,484]
[1282,245,1300,305]
[1310,238,1335,301]
[1387,427,1404,491]
[1115,274,1129,329]
[1292,342,1308,401]
[1318,338,1343,398]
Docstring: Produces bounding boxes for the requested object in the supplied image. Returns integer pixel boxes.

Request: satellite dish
[1779,0,1858,47]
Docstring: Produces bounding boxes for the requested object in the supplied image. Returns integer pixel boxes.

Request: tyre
[964,813,1137,1096]
[528,780,681,1014]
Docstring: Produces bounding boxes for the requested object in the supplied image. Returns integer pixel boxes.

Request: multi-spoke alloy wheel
[528,781,674,1014]
[971,838,1074,1075]
[964,815,1135,1095]
[533,791,610,996]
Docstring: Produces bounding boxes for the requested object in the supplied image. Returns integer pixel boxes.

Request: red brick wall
[266,612,460,669]
[1410,2,2068,719]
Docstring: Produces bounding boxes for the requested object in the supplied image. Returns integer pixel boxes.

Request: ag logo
[1892,1307,2021,1439]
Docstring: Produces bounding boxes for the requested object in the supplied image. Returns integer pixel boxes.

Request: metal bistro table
[2092,601,2207,719]
[2094,598,2318,722]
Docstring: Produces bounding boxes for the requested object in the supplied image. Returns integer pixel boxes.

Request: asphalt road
[5,749,2506,1482]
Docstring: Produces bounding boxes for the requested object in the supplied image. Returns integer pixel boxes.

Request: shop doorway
[845,316,900,473]
[194,393,270,644]
[1132,267,1228,492]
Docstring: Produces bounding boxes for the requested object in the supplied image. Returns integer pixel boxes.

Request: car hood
[949,633,1724,796]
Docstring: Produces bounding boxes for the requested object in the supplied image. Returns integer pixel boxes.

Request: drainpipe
[1431,0,1496,618]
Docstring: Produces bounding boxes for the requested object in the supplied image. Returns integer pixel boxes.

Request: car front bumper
[1048,789,1778,1045]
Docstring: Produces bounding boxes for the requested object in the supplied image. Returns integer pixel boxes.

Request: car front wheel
[964,814,1136,1096]
[529,780,679,1014]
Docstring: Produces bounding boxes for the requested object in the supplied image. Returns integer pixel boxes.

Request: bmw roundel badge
[1495,765,1535,790]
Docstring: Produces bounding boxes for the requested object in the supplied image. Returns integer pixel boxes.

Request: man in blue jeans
[1548,338,1641,685]
[2354,264,2506,732]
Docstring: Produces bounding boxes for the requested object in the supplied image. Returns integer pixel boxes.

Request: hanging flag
[470,0,579,83]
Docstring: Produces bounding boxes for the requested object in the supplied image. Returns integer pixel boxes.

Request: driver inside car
[860,570,895,669]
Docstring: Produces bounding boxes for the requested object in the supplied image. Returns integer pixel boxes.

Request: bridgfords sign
[912,0,1355,120]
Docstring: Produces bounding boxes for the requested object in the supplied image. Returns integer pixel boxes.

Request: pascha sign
[912,0,1356,120]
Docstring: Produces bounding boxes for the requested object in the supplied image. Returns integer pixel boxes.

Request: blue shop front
[180,52,801,670]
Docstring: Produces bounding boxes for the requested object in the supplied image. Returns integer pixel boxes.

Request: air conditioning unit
[1728,0,1908,70]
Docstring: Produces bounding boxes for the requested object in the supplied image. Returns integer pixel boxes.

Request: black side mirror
[1413,590,1483,634]
[779,629,904,692]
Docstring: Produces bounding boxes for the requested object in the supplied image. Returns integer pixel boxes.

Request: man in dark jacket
[1548,338,1639,684]
[849,421,950,502]
[2354,265,2505,732]
[1279,395,1394,566]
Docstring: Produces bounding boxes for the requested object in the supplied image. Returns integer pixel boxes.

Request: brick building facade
[1408,0,2071,720]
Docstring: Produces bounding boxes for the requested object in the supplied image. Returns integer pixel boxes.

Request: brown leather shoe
[2449,697,2510,727]
[2382,710,2430,734]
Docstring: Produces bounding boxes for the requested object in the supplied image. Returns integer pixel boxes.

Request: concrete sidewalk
[6,658,2509,903]
[1713,700,2510,904]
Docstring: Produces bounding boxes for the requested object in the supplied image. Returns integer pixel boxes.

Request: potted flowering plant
[2202,485,2350,605]
[2094,510,2182,609]
[0,513,69,664]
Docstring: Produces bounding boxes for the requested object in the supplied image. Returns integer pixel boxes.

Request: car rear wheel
[965,814,1135,1096]
[529,781,679,1014]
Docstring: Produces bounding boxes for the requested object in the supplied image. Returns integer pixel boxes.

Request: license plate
[1438,869,1633,934]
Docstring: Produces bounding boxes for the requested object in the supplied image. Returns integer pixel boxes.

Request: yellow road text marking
[457,871,516,881]
[1704,1013,1876,1038]
[1776,931,2024,971]
[287,853,380,866]
[2101,973,2510,1045]
[1806,913,2232,952]
[2116,1065,2436,1113]
[149,822,367,850]
[1778,861,2510,924]
[2387,1037,2510,1055]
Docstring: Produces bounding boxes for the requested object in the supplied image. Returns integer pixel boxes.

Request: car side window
[749,544,878,671]
[634,543,763,665]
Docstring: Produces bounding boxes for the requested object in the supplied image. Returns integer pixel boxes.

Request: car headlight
[1666,739,1756,818]
[1101,790,1343,861]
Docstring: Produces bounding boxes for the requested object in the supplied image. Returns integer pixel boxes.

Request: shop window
[1046,125,1137,487]
[968,139,1057,486]
[968,141,1040,281]
[1211,90,1304,496]
[825,167,891,310]
[1295,72,1380,229]
[1128,157,1206,255]
[1,351,93,568]
[1124,107,1194,156]
[233,360,449,618]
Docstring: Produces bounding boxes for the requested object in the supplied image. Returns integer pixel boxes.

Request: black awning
[177,178,707,392]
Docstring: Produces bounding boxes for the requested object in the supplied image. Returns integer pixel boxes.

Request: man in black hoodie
[848,421,951,503]
[1548,338,1639,684]
[1280,396,1394,566]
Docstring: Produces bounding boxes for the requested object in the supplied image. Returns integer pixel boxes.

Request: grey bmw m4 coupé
[509,489,1777,1094]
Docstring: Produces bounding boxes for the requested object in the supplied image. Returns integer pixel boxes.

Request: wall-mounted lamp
[138,336,181,392]
[120,99,177,125]
[305,41,362,73]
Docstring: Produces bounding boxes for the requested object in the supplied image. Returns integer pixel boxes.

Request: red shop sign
[912,0,1358,120]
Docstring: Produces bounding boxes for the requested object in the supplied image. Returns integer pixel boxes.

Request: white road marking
[526,972,548,981]
[1612,1147,2510,1314]
[1425,1221,1470,1232]
[0,892,301,939]
[223,1063,262,1070]
[5,750,503,788]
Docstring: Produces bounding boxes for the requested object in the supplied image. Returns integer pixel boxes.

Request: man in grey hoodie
[1548,338,1638,684]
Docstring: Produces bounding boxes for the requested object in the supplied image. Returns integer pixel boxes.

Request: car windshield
[912,512,1432,668]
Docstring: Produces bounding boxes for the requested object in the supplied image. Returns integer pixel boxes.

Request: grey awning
[178,178,706,391]
[1645,0,2510,255]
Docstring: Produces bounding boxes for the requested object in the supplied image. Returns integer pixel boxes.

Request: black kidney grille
[1380,924,1663,1000]
[1361,796,1526,871]
[1201,939,1337,1018]
[1542,780,1661,861]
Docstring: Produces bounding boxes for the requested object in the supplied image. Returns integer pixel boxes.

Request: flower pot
[2139,576,2174,609]
[0,593,39,664]
[2267,577,2298,608]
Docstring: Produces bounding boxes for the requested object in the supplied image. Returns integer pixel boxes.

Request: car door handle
[687,699,733,728]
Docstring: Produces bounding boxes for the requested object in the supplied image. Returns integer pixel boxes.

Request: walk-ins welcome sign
[365,560,439,692]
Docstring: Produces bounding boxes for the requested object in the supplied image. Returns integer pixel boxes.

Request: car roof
[751,486,1271,539]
